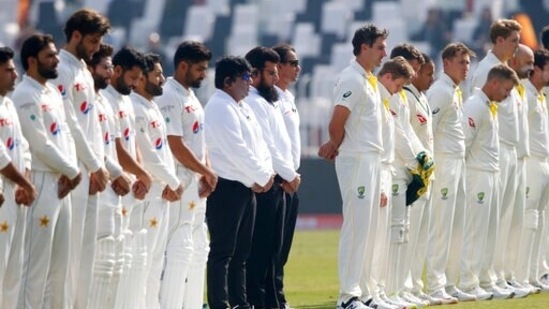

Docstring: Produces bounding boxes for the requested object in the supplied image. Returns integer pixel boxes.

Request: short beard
[145,80,163,96]
[38,63,58,79]
[256,81,279,104]
[76,41,91,61]
[115,75,132,95]
[94,77,109,90]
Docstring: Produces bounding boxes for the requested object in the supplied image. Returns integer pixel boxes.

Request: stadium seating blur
[0,0,547,156]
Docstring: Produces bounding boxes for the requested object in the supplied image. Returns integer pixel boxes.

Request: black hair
[351,24,389,56]
[244,46,280,70]
[390,44,425,64]
[272,43,296,63]
[64,8,110,42]
[173,41,212,70]
[88,43,113,67]
[20,33,55,71]
[112,46,146,72]
[214,56,251,89]
[0,46,14,65]
[143,53,162,74]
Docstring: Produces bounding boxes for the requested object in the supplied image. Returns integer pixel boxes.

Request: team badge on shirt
[357,186,365,199]
[476,192,485,204]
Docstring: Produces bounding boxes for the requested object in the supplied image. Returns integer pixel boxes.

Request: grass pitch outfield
[283,230,549,309]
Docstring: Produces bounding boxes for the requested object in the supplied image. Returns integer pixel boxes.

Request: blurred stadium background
[1,0,547,224]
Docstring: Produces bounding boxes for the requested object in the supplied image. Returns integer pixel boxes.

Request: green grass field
[283,230,549,309]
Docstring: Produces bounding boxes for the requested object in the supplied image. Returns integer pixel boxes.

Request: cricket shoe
[362,296,398,309]
[540,273,549,286]
[482,284,514,299]
[498,280,529,298]
[337,297,374,309]
[462,286,493,301]
[446,286,476,302]
[399,291,429,308]
[429,289,458,305]
[529,280,549,292]
[388,294,418,309]
[412,291,443,306]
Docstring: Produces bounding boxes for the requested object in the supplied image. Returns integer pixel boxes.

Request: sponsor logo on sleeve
[50,122,59,135]
[432,107,440,115]
[192,121,201,134]
[58,85,66,97]
[123,128,130,141]
[468,117,476,129]
[6,137,14,150]
[80,101,90,114]
[155,137,163,150]
[342,91,352,99]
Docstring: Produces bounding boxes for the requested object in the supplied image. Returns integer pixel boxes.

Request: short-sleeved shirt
[101,85,137,160]
[333,60,383,154]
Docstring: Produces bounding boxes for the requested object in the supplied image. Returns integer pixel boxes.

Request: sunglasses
[284,59,300,67]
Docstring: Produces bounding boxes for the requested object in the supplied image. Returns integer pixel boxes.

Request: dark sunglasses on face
[284,59,300,67]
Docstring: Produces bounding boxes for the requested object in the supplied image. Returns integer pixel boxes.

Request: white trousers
[517,156,549,283]
[492,144,518,284]
[365,164,392,298]
[18,171,72,309]
[425,155,466,293]
[0,183,26,309]
[459,168,499,291]
[508,157,526,281]
[335,152,381,303]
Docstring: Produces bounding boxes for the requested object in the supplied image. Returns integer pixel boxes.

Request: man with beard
[204,56,274,309]
[518,49,549,292]
[244,46,300,309]
[101,46,152,309]
[131,53,183,309]
[272,43,301,309]
[53,8,111,308]
[13,34,82,309]
[0,46,37,309]
[86,43,133,309]
[158,41,217,309]
[491,44,534,298]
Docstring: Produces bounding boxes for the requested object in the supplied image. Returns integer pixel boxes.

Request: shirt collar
[166,77,191,98]
[440,72,460,89]
[473,88,490,104]
[130,92,154,107]
[59,49,87,69]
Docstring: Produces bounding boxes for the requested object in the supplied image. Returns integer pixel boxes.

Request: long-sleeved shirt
[95,91,123,179]
[246,87,296,182]
[525,80,549,159]
[426,72,466,158]
[275,85,301,171]
[131,92,180,193]
[53,49,103,172]
[389,88,426,169]
[378,82,395,165]
[101,85,137,160]
[333,60,382,154]
[204,89,273,188]
[470,51,504,94]
[405,84,434,155]
[156,77,206,186]
[12,75,79,178]
[462,88,499,172]
[514,81,530,158]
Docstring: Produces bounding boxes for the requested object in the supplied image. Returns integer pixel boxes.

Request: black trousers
[272,192,299,307]
[247,178,285,309]
[206,178,256,309]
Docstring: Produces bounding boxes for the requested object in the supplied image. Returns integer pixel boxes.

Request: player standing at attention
[158,41,217,309]
[86,43,133,309]
[424,43,476,303]
[517,49,549,292]
[0,46,36,308]
[131,53,183,309]
[318,24,388,309]
[458,65,519,300]
[53,9,111,308]
[14,34,82,309]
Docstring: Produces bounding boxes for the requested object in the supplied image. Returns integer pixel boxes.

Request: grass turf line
[284,230,549,309]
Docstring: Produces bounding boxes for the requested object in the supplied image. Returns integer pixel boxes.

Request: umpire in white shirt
[204,56,275,309]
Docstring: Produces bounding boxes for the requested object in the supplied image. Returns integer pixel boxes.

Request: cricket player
[469,19,521,299]
[53,9,111,308]
[366,57,415,309]
[0,46,36,309]
[492,44,534,298]
[425,43,475,303]
[87,43,133,309]
[401,53,440,305]
[14,34,82,309]
[318,24,387,309]
[517,49,549,292]
[458,65,519,300]
[101,46,152,309]
[131,53,183,309]
[384,44,430,309]
[158,41,216,309]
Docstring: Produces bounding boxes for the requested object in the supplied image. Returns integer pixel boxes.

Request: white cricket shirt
[101,85,137,160]
[378,82,395,165]
[95,91,123,178]
[405,84,434,155]
[525,80,549,159]
[462,88,499,171]
[514,81,530,158]
[0,95,31,173]
[12,75,79,178]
